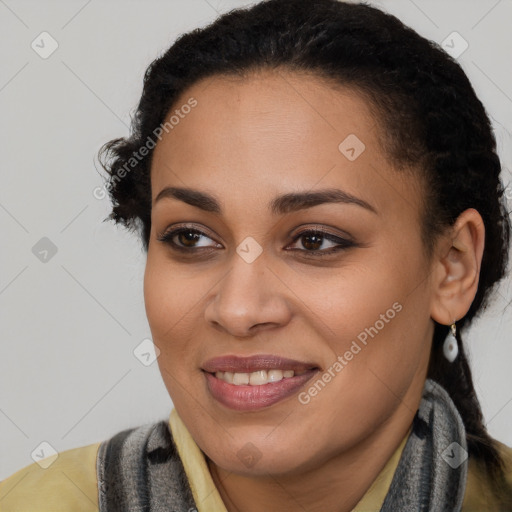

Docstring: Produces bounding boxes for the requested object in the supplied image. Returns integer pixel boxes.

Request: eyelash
[156,225,355,258]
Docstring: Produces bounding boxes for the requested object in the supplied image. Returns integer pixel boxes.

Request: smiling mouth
[201,354,320,411]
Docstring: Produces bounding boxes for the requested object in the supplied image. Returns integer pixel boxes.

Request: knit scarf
[97,378,468,511]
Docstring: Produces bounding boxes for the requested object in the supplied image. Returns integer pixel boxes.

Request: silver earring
[443,322,458,362]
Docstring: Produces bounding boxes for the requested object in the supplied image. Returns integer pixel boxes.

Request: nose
[204,253,292,338]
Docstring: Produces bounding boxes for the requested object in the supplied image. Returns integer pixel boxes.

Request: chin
[203,431,319,477]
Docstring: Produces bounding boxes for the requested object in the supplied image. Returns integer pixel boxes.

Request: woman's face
[144,69,435,476]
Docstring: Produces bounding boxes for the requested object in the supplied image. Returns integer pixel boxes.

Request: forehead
[153,68,376,169]
[150,69,420,221]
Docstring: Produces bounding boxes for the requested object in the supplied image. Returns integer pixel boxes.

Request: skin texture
[143,69,485,512]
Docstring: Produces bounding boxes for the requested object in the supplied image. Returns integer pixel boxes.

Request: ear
[430,208,485,325]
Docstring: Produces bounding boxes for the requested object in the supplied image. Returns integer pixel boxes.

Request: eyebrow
[154,186,377,215]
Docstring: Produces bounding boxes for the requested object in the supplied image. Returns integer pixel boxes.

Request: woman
[1,0,511,510]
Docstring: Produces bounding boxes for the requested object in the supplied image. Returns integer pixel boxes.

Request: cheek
[144,246,200,325]
[288,253,410,350]
[293,241,429,404]
[143,257,205,408]
[143,254,197,359]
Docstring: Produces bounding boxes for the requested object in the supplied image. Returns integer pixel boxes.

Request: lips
[202,354,318,374]
[202,354,320,411]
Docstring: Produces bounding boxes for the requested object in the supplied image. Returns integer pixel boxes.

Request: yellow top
[1,409,511,511]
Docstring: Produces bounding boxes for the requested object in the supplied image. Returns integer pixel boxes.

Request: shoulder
[0,419,181,512]
[463,439,512,511]
[0,442,100,511]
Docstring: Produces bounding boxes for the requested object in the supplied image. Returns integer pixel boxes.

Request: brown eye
[300,232,324,251]
[287,228,356,257]
[157,227,221,252]
[177,230,202,247]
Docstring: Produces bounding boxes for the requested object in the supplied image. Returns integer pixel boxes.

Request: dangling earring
[443,322,458,362]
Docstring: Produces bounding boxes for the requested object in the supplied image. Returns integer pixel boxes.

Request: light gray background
[1,0,511,480]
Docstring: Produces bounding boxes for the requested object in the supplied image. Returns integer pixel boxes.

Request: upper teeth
[215,369,296,385]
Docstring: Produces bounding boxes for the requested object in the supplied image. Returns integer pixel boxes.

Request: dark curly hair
[98,0,511,501]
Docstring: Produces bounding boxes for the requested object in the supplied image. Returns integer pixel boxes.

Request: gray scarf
[97,378,468,511]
